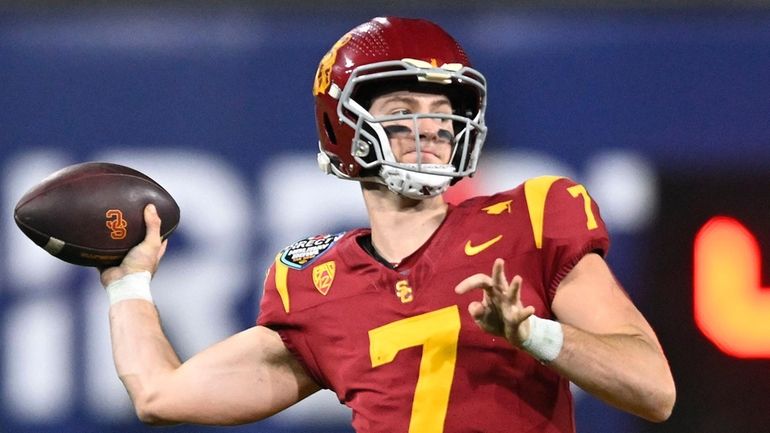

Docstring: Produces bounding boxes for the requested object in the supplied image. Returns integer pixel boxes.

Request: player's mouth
[401,150,443,164]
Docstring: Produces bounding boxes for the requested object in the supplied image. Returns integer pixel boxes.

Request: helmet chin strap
[379,163,454,199]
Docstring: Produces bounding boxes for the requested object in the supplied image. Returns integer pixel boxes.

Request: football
[14,162,180,267]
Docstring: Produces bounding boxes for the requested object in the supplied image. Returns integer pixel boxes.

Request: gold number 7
[368,306,461,433]
[567,184,599,230]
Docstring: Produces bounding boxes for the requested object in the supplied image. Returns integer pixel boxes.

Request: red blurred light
[693,216,770,358]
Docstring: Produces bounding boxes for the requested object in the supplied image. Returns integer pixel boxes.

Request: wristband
[105,271,153,305]
[521,315,563,363]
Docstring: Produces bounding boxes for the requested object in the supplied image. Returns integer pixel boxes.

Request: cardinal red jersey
[258,176,610,433]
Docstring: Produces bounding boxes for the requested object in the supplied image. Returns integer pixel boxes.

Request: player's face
[368,91,454,165]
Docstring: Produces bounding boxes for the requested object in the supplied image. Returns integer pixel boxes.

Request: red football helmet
[313,17,488,199]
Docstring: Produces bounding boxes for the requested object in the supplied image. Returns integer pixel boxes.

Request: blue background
[2,5,770,433]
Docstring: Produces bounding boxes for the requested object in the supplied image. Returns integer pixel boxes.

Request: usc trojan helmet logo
[313,33,351,96]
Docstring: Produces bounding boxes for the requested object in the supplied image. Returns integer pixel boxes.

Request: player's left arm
[548,252,676,422]
[455,177,675,422]
[456,255,676,422]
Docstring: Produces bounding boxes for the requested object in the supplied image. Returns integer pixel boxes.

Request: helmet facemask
[334,59,488,199]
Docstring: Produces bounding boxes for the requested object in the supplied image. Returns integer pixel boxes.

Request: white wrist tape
[521,315,564,363]
[106,271,153,305]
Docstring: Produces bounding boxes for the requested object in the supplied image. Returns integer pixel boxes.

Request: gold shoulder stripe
[524,176,564,249]
[274,253,290,313]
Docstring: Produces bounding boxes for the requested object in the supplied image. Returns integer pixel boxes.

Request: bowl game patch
[280,232,345,270]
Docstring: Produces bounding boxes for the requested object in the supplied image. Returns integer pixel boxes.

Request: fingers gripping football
[455,258,536,346]
[100,204,168,288]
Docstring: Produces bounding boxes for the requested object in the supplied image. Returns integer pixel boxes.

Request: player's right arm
[102,205,321,425]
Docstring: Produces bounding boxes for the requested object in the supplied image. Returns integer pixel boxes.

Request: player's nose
[417,117,452,145]
[417,117,443,141]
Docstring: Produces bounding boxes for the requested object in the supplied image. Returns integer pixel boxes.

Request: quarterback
[100,17,675,433]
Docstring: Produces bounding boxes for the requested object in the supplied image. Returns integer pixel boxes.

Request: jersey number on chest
[368,306,461,433]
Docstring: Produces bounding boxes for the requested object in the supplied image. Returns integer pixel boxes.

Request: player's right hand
[99,204,168,288]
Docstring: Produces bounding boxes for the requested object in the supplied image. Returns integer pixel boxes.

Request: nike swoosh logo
[464,235,503,256]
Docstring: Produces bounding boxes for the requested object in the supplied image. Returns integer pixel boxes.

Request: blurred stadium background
[2,1,770,432]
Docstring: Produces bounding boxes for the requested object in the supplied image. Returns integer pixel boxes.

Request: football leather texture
[14,162,180,267]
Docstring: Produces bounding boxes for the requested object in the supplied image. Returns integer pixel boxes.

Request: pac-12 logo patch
[280,232,345,270]
[312,261,336,295]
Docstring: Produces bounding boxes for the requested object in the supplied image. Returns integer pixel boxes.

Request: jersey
[257,176,610,433]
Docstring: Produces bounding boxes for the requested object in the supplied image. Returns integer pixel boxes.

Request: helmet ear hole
[323,113,338,145]
[358,122,381,165]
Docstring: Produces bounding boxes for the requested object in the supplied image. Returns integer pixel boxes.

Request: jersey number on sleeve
[368,306,461,433]
[567,184,599,230]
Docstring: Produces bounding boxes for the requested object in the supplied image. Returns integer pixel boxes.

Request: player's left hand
[454,258,536,347]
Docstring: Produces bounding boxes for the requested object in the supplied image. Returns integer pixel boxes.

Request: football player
[101,17,675,433]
